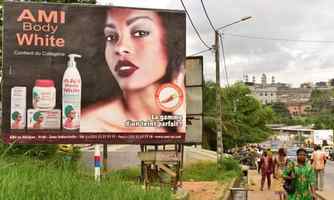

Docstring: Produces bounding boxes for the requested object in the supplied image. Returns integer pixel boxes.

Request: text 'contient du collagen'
[16,9,65,47]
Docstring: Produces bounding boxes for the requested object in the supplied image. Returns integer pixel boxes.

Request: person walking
[283,148,316,200]
[311,144,326,191]
[273,148,288,200]
[258,150,274,191]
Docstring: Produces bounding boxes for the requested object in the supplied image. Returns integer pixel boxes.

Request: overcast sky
[97,0,334,87]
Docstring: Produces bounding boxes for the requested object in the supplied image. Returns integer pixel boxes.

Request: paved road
[80,145,141,171]
[79,145,217,172]
[316,160,334,200]
[324,160,334,191]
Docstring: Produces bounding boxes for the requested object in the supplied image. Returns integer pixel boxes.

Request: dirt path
[182,181,227,200]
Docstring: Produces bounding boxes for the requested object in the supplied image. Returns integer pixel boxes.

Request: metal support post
[215,31,223,168]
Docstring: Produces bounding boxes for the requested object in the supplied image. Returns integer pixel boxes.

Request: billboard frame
[1,1,186,144]
[185,56,204,145]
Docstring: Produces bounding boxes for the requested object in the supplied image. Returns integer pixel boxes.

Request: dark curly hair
[278,148,286,156]
[104,8,185,84]
[83,8,186,107]
[296,148,307,155]
[157,11,186,83]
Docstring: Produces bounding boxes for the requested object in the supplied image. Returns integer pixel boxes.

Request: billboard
[185,56,203,143]
[313,130,333,145]
[2,2,186,144]
[185,56,203,86]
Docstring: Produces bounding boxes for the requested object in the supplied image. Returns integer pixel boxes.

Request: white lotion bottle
[62,54,82,130]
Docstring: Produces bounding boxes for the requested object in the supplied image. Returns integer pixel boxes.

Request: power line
[219,34,229,86]
[200,0,216,31]
[200,0,235,86]
[188,48,212,57]
[224,33,334,44]
[179,0,211,49]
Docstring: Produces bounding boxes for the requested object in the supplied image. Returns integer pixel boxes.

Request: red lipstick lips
[115,60,139,78]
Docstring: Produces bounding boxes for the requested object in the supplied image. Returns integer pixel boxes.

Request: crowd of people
[257,145,327,200]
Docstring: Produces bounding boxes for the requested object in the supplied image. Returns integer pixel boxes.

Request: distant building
[286,102,311,116]
[271,125,314,146]
[250,85,277,104]
[244,74,249,82]
[245,74,311,105]
[300,82,313,88]
[252,76,256,83]
[271,76,275,84]
[261,73,267,85]
[276,88,312,103]
[329,79,334,87]
[315,81,328,88]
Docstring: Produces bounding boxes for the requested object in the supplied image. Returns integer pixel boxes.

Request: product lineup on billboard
[2,2,186,144]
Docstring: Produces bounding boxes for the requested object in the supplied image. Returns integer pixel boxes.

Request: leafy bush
[51,146,81,169]
[203,81,273,150]
[0,157,171,200]
[220,157,241,171]
[183,160,241,182]
[0,141,81,170]
[0,142,58,159]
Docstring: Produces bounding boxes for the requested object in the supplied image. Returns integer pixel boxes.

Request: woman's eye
[105,32,118,42]
[132,30,150,37]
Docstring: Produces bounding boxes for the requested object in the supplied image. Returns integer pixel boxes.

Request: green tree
[222,83,274,148]
[203,81,274,150]
[314,113,334,129]
[270,102,290,119]
[203,81,224,149]
[310,89,334,113]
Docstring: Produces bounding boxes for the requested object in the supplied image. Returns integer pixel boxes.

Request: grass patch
[183,158,241,182]
[107,167,141,182]
[0,157,171,200]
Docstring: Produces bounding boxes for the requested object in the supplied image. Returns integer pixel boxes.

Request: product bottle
[32,79,56,110]
[10,86,26,129]
[62,54,82,130]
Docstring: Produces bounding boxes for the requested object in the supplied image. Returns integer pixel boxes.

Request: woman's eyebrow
[105,23,116,29]
[126,16,153,25]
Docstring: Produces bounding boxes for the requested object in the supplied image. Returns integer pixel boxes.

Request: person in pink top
[258,150,274,191]
[311,144,327,191]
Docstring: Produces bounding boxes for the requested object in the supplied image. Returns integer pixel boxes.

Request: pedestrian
[258,150,274,191]
[256,151,261,172]
[283,148,316,200]
[311,144,327,191]
[273,148,288,200]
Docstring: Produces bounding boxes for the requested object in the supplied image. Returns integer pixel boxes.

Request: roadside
[247,170,278,200]
[181,160,240,200]
[247,168,334,200]
[315,160,334,200]
[316,191,333,200]
[79,145,238,200]
[79,145,218,171]
[182,181,227,200]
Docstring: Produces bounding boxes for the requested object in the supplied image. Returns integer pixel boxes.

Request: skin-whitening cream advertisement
[2,2,186,144]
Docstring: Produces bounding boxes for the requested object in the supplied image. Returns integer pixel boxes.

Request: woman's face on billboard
[104,8,168,90]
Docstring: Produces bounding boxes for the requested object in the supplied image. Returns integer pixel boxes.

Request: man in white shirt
[311,145,327,191]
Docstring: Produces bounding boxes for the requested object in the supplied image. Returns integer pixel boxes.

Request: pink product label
[27,109,61,129]
[63,78,81,93]
[40,92,52,99]
[63,107,80,130]
[33,87,56,109]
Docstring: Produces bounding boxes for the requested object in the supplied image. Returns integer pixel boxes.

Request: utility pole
[215,31,223,168]
[213,16,252,168]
